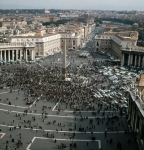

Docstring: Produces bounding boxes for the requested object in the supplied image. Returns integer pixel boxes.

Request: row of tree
[94,17,135,25]
[43,20,70,26]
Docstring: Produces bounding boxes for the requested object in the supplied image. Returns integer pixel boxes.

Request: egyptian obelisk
[62,38,66,79]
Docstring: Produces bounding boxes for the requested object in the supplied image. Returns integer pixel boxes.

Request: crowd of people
[0,53,138,150]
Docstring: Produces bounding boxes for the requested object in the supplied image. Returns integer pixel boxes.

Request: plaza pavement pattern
[0,52,140,150]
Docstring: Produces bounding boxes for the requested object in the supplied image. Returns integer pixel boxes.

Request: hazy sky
[0,0,144,11]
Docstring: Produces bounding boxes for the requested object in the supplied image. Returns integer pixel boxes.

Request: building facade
[61,33,81,51]
[128,74,144,150]
[95,31,138,58]
[94,31,144,68]
[0,20,94,61]
[0,28,82,61]
[10,33,61,57]
[0,42,35,61]
[121,47,144,68]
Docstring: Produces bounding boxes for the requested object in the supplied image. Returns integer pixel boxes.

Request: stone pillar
[12,50,14,61]
[128,98,132,120]
[133,107,137,130]
[131,106,135,129]
[134,55,137,67]
[8,50,10,61]
[4,50,6,61]
[142,56,144,68]
[121,53,125,66]
[134,113,138,130]
[25,50,27,61]
[0,51,2,61]
[19,50,22,60]
[128,54,131,66]
[130,54,133,66]
[31,50,34,60]
[138,119,143,138]
[62,38,67,79]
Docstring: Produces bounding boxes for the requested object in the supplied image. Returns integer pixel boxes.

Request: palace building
[94,31,144,68]
[0,29,82,61]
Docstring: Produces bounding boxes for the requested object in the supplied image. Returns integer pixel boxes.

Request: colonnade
[128,92,144,150]
[121,53,144,68]
[0,49,34,61]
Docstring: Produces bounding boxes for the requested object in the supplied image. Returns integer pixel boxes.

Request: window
[73,40,75,45]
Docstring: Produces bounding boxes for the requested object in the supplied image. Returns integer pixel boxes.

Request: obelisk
[62,38,66,79]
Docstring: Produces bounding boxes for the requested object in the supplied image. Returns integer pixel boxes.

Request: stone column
[138,119,143,138]
[134,55,137,67]
[131,106,135,129]
[19,50,22,60]
[134,113,138,130]
[31,50,34,60]
[8,50,10,61]
[130,54,133,66]
[142,56,144,68]
[128,98,132,120]
[0,51,2,61]
[25,50,27,61]
[128,54,131,66]
[12,50,14,61]
[62,38,67,79]
[133,107,137,130]
[121,53,125,66]
[4,50,6,61]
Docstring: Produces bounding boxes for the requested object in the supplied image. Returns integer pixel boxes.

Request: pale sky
[0,0,144,11]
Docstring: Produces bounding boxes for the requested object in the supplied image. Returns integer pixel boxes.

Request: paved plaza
[0,48,140,150]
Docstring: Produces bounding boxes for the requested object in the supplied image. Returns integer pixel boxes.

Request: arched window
[97,41,99,46]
